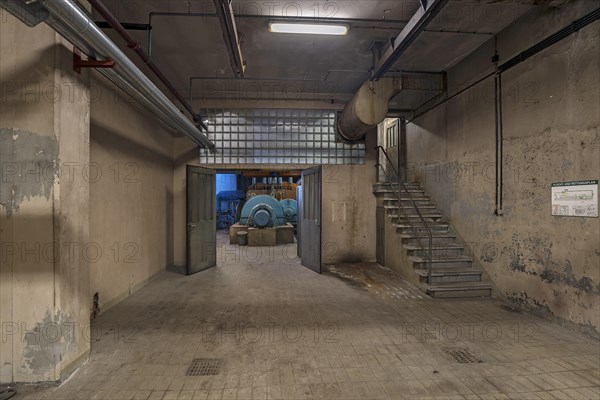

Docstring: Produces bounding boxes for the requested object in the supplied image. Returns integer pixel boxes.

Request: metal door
[376,206,385,266]
[186,165,216,275]
[300,167,322,273]
[296,183,302,258]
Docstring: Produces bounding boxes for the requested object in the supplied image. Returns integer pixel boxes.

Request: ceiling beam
[371,0,449,81]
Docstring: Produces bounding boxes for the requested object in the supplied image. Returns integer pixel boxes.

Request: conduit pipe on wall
[337,74,444,142]
[1,0,215,149]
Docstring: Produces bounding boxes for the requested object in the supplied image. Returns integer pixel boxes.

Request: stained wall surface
[89,73,175,314]
[1,15,91,382]
[405,1,600,333]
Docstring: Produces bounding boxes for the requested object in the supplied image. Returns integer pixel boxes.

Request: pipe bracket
[73,47,115,74]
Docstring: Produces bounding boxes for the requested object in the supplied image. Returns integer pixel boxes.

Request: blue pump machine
[239,195,287,228]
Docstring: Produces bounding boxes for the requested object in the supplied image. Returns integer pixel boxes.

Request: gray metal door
[296,184,302,258]
[186,165,216,275]
[376,206,385,266]
[300,167,322,273]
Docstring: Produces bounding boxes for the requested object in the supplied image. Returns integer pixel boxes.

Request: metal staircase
[375,147,492,298]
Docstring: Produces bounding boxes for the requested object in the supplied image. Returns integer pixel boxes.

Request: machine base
[229,223,295,246]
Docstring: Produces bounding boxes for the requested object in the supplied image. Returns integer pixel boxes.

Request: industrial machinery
[239,195,286,228]
[279,199,298,229]
[216,190,246,229]
[247,177,298,200]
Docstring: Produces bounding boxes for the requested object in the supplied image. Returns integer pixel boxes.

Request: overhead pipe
[338,74,444,142]
[371,0,449,81]
[86,0,209,132]
[212,0,246,77]
[22,0,216,149]
[0,0,213,148]
[22,8,179,128]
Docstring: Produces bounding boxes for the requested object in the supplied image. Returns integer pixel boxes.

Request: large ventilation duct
[337,74,444,142]
[1,0,215,149]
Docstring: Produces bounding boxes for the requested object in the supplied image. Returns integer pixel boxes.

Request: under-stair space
[374,181,492,298]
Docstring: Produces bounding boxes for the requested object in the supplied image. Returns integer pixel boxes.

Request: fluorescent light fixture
[269,22,348,36]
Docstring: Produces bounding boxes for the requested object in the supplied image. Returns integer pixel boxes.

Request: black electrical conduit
[406,7,600,216]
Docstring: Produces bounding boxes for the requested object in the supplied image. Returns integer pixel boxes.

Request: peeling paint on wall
[0,128,58,216]
[22,310,77,379]
[405,1,600,334]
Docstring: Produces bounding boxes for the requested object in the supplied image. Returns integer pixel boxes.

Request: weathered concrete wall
[406,1,600,333]
[321,134,377,264]
[1,13,90,383]
[89,73,175,313]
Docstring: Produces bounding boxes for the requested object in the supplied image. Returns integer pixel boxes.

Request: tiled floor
[14,234,600,399]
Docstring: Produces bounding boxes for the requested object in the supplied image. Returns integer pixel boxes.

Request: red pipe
[87,0,208,131]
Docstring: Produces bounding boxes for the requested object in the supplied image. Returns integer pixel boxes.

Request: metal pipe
[86,0,209,132]
[95,21,150,31]
[212,0,246,77]
[371,0,449,81]
[45,17,175,125]
[31,0,213,148]
[495,73,504,215]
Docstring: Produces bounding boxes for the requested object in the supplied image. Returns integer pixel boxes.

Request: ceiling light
[268,22,349,36]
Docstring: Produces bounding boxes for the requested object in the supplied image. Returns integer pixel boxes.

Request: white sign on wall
[551,180,598,217]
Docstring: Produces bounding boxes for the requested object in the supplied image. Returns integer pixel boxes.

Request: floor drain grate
[442,347,483,364]
[186,359,222,376]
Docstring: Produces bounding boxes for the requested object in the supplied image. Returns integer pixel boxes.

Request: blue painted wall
[217,174,237,193]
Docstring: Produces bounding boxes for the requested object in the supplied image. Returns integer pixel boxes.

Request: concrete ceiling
[94,0,542,108]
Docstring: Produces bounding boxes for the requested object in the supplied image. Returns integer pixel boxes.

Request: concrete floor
[14,234,600,400]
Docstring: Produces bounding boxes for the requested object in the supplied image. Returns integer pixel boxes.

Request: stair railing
[375,146,433,284]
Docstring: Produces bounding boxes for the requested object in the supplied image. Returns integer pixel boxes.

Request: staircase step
[395,223,450,232]
[385,201,434,208]
[385,192,426,197]
[410,255,472,269]
[402,236,457,246]
[385,206,436,212]
[376,182,421,187]
[408,247,465,259]
[420,282,492,298]
[405,243,464,252]
[415,268,482,284]
[393,213,444,220]
[380,196,430,201]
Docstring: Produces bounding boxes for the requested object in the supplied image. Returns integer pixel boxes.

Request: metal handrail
[375,146,433,284]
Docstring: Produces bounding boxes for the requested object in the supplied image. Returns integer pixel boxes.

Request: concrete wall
[405,1,600,333]
[89,74,175,314]
[1,15,90,382]
[321,133,377,264]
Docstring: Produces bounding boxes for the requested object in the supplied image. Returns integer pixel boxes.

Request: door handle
[187,223,197,230]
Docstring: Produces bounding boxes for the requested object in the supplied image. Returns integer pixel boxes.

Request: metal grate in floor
[186,359,222,376]
[442,347,483,364]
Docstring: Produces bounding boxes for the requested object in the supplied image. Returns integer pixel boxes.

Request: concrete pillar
[0,11,90,383]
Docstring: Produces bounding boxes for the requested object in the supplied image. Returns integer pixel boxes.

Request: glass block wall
[199,109,366,165]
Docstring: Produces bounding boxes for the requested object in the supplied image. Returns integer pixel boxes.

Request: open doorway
[186,167,324,275]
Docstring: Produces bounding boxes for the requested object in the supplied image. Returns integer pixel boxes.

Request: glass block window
[199,109,366,165]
